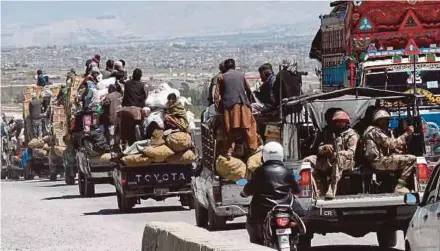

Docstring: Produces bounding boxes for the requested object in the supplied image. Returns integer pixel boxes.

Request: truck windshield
[365,68,440,94]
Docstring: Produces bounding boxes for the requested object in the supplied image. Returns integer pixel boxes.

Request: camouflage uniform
[303,128,359,196]
[363,125,415,180]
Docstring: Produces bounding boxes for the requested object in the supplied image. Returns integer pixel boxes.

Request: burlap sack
[166,132,192,152]
[121,154,151,167]
[100,153,112,162]
[247,150,262,172]
[143,145,174,163]
[33,148,48,157]
[28,139,45,149]
[43,144,51,152]
[215,155,247,182]
[150,129,166,147]
[166,150,196,165]
[54,146,65,157]
[42,135,51,144]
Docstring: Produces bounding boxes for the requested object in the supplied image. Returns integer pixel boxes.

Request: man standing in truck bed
[29,93,43,139]
[214,58,258,157]
[363,109,416,194]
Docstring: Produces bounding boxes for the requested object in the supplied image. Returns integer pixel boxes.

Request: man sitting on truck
[214,58,258,158]
[303,110,359,199]
[363,109,416,194]
[164,93,189,132]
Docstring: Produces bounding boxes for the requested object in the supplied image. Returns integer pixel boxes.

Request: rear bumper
[123,184,193,198]
[303,204,417,235]
[214,204,249,217]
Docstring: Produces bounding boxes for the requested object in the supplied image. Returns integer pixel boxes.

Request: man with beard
[303,110,359,199]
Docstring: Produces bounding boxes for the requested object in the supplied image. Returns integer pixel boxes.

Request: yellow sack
[166,132,192,152]
[54,146,65,157]
[121,154,151,167]
[166,150,196,165]
[215,155,247,182]
[28,139,45,149]
[150,129,166,147]
[42,135,51,144]
[143,145,174,163]
[100,153,112,162]
[247,150,263,172]
[33,148,48,157]
[43,144,51,152]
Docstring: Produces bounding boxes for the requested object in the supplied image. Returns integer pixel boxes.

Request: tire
[194,200,208,227]
[65,175,75,185]
[377,230,397,248]
[78,172,85,196]
[180,194,195,209]
[1,169,6,179]
[207,204,227,230]
[84,178,95,197]
[297,235,313,251]
[405,241,411,251]
[49,172,57,181]
[24,165,34,180]
[117,190,135,213]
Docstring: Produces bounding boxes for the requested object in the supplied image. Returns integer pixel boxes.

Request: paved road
[1,179,405,251]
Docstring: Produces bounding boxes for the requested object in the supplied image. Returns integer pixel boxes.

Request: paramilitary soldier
[363,109,416,194]
[303,110,359,199]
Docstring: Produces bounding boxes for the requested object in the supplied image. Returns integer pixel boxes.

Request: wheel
[377,230,397,248]
[1,169,6,179]
[405,241,411,251]
[84,178,95,197]
[117,190,135,213]
[297,235,313,251]
[78,172,85,196]
[194,199,208,227]
[49,172,57,181]
[24,164,34,180]
[65,175,75,185]
[207,204,227,230]
[180,194,195,209]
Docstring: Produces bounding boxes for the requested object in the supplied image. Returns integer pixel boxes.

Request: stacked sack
[28,136,52,158]
[215,137,264,182]
[121,130,197,167]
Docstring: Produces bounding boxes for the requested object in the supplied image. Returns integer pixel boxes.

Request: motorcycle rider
[241,141,303,245]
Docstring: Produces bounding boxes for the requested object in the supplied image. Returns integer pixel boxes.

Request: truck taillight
[213,176,221,202]
[298,169,312,198]
[417,163,430,183]
[121,172,127,185]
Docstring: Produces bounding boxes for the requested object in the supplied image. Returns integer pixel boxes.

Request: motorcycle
[236,178,307,251]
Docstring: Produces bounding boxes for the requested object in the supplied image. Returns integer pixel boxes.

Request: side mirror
[235,178,248,186]
[404,192,420,205]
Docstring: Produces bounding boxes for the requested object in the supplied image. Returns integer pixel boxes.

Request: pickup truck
[113,162,195,213]
[76,151,114,197]
[192,122,252,230]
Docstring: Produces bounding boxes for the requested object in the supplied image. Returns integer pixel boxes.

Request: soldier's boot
[394,179,410,195]
[325,179,338,200]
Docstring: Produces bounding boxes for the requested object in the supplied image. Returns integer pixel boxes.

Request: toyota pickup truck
[113,162,196,213]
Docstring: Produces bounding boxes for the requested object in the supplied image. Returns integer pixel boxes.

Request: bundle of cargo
[119,130,197,168]
[27,137,52,157]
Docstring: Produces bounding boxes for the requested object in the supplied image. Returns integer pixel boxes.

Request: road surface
[1,179,405,251]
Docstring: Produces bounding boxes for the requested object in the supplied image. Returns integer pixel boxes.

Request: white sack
[92,88,108,102]
[145,83,181,108]
[97,77,116,90]
[145,110,165,129]
[186,111,196,130]
[203,104,218,122]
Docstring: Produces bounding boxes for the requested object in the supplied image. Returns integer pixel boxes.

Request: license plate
[275,228,291,235]
[426,145,432,153]
[153,188,169,195]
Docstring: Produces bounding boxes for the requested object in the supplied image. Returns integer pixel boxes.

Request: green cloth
[165,102,189,131]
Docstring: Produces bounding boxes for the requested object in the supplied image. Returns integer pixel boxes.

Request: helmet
[262,142,284,162]
[373,109,390,122]
[332,110,350,123]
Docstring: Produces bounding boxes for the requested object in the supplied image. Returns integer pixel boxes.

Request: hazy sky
[1,1,332,46]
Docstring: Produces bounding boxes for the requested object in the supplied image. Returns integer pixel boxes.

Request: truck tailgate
[125,164,194,187]
[221,182,252,205]
[315,193,423,208]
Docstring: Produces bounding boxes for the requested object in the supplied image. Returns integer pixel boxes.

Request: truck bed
[123,163,194,187]
[314,193,423,208]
